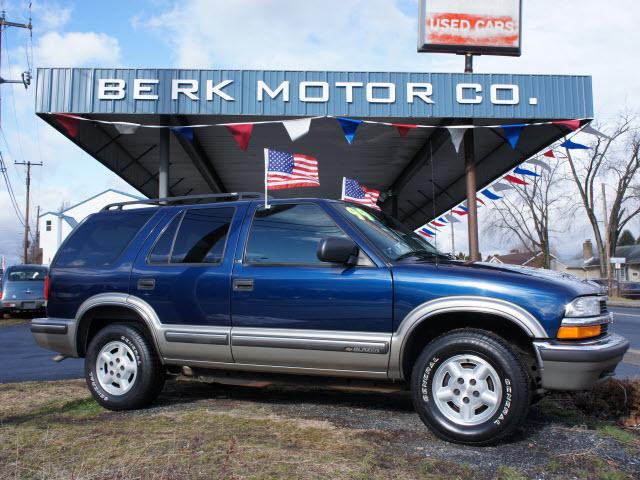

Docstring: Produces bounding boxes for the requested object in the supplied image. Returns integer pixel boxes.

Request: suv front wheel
[411,329,530,445]
[85,324,165,410]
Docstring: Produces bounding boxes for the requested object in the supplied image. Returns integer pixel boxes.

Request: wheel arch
[389,296,547,381]
[75,293,163,360]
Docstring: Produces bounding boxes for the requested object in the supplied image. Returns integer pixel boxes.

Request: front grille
[599,299,608,314]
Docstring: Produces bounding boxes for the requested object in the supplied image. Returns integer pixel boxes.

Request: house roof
[563,244,640,270]
[39,189,143,219]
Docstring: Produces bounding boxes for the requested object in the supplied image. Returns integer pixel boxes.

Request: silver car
[1,265,48,317]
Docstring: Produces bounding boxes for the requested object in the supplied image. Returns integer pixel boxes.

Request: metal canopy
[35,68,593,230]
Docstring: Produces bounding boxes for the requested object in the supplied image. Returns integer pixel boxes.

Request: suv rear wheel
[410,329,530,445]
[85,324,165,410]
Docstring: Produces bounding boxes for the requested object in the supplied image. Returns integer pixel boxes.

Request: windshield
[6,267,47,282]
[335,203,444,261]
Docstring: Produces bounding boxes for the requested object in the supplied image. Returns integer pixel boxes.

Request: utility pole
[601,183,614,295]
[0,11,32,123]
[15,161,41,263]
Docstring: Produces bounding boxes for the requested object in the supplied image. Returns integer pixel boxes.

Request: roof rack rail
[102,192,266,211]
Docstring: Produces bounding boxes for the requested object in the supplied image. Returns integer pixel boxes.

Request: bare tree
[564,116,640,280]
[486,157,566,269]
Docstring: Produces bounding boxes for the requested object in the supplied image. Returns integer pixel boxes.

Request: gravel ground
[150,378,640,478]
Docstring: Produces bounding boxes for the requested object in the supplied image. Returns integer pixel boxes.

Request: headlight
[565,296,601,317]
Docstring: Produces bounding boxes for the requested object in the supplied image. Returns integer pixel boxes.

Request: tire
[85,323,165,411]
[410,329,530,446]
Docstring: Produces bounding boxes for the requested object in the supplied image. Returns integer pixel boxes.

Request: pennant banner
[561,139,589,150]
[445,214,461,223]
[392,123,418,138]
[336,117,363,144]
[53,114,79,138]
[113,122,141,135]
[447,127,466,153]
[552,119,581,131]
[504,174,528,185]
[225,124,254,151]
[543,150,556,158]
[480,188,502,200]
[172,126,194,142]
[491,181,515,192]
[526,158,551,172]
[513,166,540,177]
[283,118,312,142]
[501,124,525,149]
[581,124,610,139]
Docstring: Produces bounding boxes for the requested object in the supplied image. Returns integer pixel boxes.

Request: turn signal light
[557,325,602,340]
[44,275,49,301]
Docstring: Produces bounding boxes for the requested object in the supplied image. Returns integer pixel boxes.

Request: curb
[609,302,640,308]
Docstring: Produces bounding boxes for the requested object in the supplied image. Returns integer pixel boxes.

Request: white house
[38,189,143,265]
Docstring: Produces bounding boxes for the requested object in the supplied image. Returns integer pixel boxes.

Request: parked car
[32,194,629,445]
[1,264,48,317]
[620,281,640,299]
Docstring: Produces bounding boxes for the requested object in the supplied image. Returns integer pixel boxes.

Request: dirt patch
[0,379,639,479]
[0,316,32,328]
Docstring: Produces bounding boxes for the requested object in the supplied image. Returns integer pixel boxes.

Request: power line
[0,149,25,226]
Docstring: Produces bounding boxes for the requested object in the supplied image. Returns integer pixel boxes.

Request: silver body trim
[387,296,547,380]
[164,331,229,345]
[559,313,612,327]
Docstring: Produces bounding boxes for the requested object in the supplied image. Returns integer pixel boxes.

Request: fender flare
[387,296,548,380]
[75,293,164,359]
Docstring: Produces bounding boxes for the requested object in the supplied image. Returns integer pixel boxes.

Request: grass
[0,379,639,479]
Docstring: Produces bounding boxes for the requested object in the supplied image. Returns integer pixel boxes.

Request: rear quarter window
[53,210,153,268]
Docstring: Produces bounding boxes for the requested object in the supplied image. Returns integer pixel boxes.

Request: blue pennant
[500,124,525,149]
[336,117,363,144]
[481,188,502,200]
[421,228,436,237]
[172,126,194,142]
[513,166,540,177]
[560,139,590,150]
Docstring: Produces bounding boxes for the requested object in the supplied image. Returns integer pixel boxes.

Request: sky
[0,0,639,264]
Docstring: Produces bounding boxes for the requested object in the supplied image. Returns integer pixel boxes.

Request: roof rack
[102,192,266,211]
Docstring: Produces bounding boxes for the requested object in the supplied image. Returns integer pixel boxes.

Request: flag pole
[263,148,269,209]
[341,177,345,201]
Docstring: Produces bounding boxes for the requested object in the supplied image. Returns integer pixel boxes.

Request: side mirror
[317,237,359,266]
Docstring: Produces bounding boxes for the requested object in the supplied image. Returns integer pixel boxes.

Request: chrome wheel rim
[431,354,503,426]
[96,341,138,396]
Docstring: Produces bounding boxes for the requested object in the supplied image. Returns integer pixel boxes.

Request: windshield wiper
[394,250,441,261]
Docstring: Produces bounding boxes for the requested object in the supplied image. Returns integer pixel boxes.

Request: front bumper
[533,333,629,391]
[31,318,78,357]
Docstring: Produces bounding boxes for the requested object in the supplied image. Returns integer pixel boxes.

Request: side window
[148,213,181,264]
[54,210,153,268]
[245,203,347,265]
[169,207,234,264]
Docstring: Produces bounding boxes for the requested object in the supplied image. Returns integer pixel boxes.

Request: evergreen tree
[618,229,635,246]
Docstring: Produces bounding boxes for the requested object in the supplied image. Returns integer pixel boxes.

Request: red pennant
[504,174,528,185]
[431,221,445,227]
[452,209,468,216]
[552,119,580,131]
[543,150,556,158]
[225,124,253,151]
[392,123,418,138]
[476,198,486,206]
[53,113,80,138]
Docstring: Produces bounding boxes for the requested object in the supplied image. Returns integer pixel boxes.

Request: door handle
[233,278,254,291]
[137,278,156,291]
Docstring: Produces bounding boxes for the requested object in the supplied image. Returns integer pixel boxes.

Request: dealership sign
[418,0,522,56]
[97,78,530,106]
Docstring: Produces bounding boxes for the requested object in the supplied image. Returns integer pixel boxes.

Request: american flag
[341,177,381,210]
[265,148,320,190]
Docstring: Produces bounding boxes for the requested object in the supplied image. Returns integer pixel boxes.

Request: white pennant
[113,122,141,135]
[447,128,466,153]
[526,158,551,172]
[282,118,312,142]
[582,124,610,139]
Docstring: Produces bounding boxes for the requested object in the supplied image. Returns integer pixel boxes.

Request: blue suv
[32,193,629,445]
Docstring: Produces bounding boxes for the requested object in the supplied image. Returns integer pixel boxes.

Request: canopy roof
[35,68,593,229]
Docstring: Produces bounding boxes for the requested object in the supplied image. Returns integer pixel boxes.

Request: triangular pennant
[552,119,581,131]
[437,217,449,224]
[447,127,466,153]
[444,214,461,223]
[504,174,529,185]
[113,122,141,135]
[53,113,80,138]
[581,124,610,139]
[491,181,515,192]
[561,139,590,150]
[500,124,525,149]
[481,188,502,200]
[526,158,551,172]
[513,166,540,177]
[225,124,254,151]
[172,126,194,142]
[392,123,418,138]
[336,117,363,144]
[420,228,436,237]
[452,209,468,216]
[283,118,312,142]
[431,221,446,228]
[543,150,556,158]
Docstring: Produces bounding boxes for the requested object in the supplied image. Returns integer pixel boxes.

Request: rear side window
[150,207,234,265]
[245,203,347,265]
[54,210,153,268]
